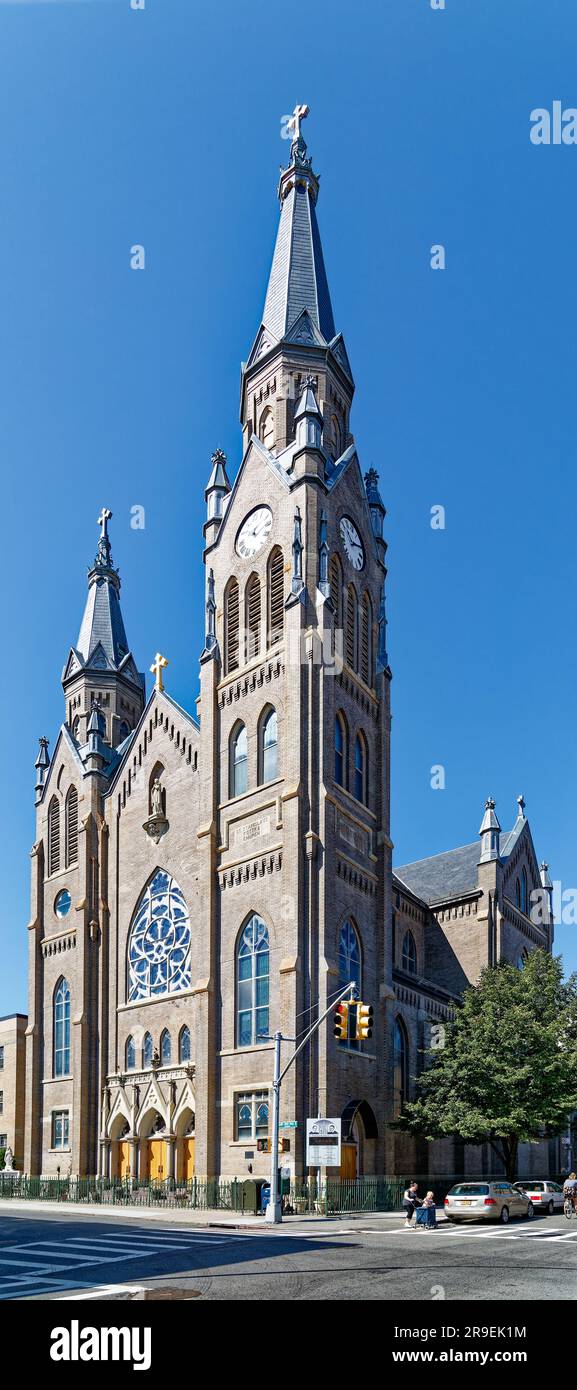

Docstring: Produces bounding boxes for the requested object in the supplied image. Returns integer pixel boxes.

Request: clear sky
[2,0,577,1013]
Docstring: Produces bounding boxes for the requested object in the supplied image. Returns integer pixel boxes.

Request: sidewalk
[0,1199,446,1229]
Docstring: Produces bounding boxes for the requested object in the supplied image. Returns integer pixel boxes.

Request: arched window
[345,584,358,670]
[338,920,361,1049]
[143,1032,153,1067]
[335,713,347,788]
[160,1029,171,1065]
[402,930,417,974]
[65,787,78,868]
[236,914,270,1047]
[224,577,240,674]
[330,413,342,459]
[394,1019,409,1113]
[72,716,81,742]
[54,978,71,1077]
[259,405,275,451]
[521,868,528,914]
[125,1035,136,1070]
[515,878,521,909]
[48,796,60,875]
[360,593,372,685]
[354,733,368,805]
[268,547,284,647]
[246,573,261,662]
[260,707,278,784]
[329,553,343,633]
[230,723,248,798]
[179,1025,191,1063]
[127,871,191,1003]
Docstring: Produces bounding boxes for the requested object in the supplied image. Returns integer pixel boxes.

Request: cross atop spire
[95,506,113,570]
[260,106,335,343]
[150,652,168,692]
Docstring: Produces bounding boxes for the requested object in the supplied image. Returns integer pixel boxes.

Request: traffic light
[257,1138,271,1153]
[333,1001,349,1042]
[356,1002,374,1041]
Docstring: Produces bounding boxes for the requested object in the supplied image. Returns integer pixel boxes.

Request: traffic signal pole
[264,980,356,1225]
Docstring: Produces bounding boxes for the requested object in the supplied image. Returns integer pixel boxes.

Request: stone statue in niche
[3,1146,14,1172]
[143,774,169,844]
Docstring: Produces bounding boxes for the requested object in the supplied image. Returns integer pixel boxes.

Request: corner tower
[198,109,393,1179]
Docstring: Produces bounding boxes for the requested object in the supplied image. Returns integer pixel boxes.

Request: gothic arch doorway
[110,1113,131,1180]
[341,1099,378,1177]
[139,1108,167,1181]
[175,1106,195,1182]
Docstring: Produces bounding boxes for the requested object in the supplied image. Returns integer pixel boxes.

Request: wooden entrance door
[147,1139,166,1180]
[340,1142,357,1179]
[178,1137,195,1181]
[117,1140,131,1179]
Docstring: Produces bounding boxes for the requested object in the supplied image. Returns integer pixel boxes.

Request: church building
[24,111,555,1182]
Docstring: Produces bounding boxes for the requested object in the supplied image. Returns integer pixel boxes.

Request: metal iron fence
[0,1173,551,1214]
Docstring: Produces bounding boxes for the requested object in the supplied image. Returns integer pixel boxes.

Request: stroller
[415,1203,437,1229]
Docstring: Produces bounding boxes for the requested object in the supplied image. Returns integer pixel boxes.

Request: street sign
[306,1117,342,1168]
[279,1120,298,1129]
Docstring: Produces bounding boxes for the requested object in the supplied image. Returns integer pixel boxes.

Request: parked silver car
[513,1179,565,1214]
[445,1181,534,1224]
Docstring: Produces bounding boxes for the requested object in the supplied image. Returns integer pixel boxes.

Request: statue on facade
[150,778,163,817]
[3,1146,14,1172]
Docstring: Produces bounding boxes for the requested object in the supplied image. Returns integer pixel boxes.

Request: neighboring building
[24,113,555,1180]
[0,1014,27,1170]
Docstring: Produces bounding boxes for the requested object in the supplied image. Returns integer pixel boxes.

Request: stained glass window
[339,921,361,1051]
[160,1029,171,1065]
[125,1036,135,1070]
[236,915,269,1047]
[261,708,278,784]
[179,1025,191,1063]
[54,978,71,1077]
[143,1032,153,1066]
[127,871,191,1003]
[402,931,417,974]
[55,889,71,919]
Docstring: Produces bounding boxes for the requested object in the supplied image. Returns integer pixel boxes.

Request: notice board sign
[306,1117,342,1167]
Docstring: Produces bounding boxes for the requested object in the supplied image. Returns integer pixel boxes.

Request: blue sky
[2,0,577,1012]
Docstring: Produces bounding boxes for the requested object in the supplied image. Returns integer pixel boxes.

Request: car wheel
[499,1206,509,1224]
[526,1202,534,1219]
[547,1200,554,1215]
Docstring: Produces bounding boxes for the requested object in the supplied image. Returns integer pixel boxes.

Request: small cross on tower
[150,652,168,693]
[97,507,112,538]
[288,103,309,142]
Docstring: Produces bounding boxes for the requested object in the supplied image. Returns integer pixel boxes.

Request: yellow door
[147,1139,166,1180]
[178,1137,195,1181]
[117,1141,131,1179]
[340,1143,357,1179]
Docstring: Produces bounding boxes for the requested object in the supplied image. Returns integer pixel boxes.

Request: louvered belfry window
[48,796,60,875]
[360,593,371,685]
[330,555,342,629]
[246,574,261,662]
[225,578,240,674]
[268,548,284,647]
[65,787,79,867]
[345,586,357,670]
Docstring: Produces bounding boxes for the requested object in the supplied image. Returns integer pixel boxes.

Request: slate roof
[262,178,335,343]
[395,818,528,906]
[76,571,129,668]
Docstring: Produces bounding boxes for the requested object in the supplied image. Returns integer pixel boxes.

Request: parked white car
[513,1180,565,1214]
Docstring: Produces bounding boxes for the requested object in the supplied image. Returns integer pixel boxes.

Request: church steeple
[262,106,335,343]
[240,107,354,456]
[62,509,145,752]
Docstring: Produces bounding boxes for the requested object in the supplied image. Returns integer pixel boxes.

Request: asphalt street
[0,1208,575,1300]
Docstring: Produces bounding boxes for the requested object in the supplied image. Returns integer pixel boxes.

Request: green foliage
[397,951,577,1178]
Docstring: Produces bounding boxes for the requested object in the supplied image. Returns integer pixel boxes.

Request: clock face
[236,506,273,559]
[339,516,364,570]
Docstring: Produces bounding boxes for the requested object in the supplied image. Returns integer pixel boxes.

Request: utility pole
[264,980,357,1225]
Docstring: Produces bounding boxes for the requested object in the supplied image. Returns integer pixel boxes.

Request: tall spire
[262,105,336,343]
[62,509,145,750]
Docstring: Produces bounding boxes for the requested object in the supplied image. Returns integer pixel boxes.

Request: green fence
[0,1173,546,1214]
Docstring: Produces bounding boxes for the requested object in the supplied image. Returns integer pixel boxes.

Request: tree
[397,950,577,1179]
